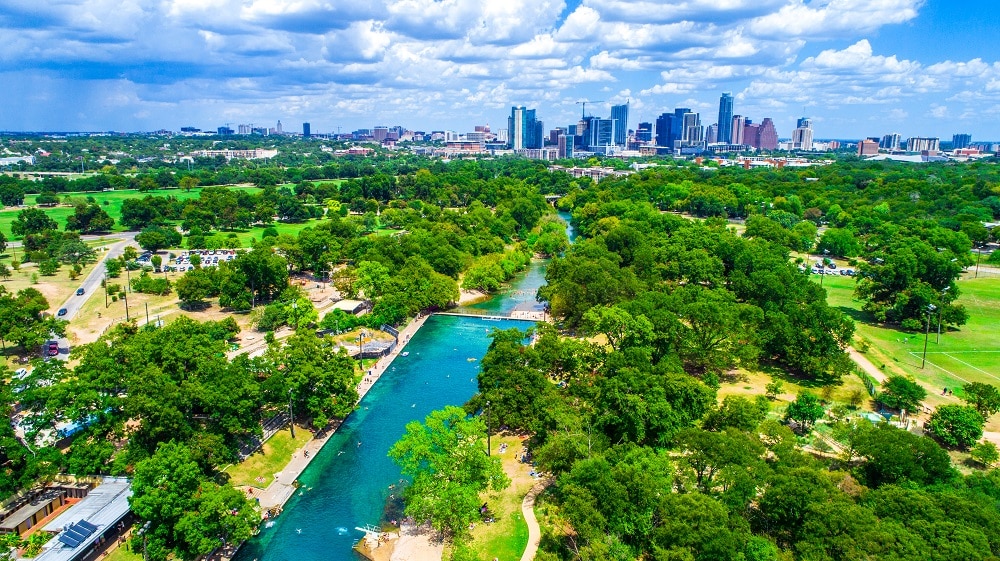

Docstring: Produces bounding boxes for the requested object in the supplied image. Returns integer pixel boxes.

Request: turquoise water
[234,313,536,561]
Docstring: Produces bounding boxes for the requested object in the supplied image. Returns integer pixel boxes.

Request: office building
[880,133,901,151]
[655,108,703,152]
[791,118,813,150]
[731,115,746,145]
[302,122,311,138]
[635,122,652,143]
[907,137,940,152]
[557,134,573,159]
[610,103,629,146]
[549,127,565,146]
[743,121,760,149]
[858,139,880,156]
[717,93,734,143]
[757,118,778,150]
[508,106,543,150]
[588,117,614,150]
[217,126,234,136]
[952,133,972,149]
[705,124,718,145]
[276,120,283,134]
[680,112,703,147]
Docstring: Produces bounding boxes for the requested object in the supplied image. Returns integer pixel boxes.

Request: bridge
[436,309,546,322]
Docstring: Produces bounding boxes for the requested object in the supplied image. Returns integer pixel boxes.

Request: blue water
[235,313,536,561]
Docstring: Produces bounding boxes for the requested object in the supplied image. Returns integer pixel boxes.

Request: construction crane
[576,100,605,120]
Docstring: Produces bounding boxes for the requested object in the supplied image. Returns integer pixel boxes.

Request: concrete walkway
[519,478,552,561]
[250,313,431,512]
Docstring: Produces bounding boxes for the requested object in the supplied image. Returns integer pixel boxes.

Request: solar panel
[58,534,81,548]
[57,521,98,549]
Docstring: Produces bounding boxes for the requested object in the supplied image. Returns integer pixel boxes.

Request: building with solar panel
[30,478,132,561]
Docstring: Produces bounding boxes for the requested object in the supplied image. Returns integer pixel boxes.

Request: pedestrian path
[519,478,552,561]
[249,313,430,512]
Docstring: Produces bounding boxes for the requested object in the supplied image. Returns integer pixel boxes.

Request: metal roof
[35,478,132,561]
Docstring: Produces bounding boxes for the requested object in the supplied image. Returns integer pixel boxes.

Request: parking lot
[168,249,240,271]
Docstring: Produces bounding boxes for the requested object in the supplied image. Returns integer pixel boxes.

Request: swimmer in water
[358,441,362,447]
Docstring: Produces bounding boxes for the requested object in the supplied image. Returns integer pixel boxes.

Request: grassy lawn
[456,435,534,561]
[225,425,313,489]
[102,544,144,561]
[0,186,263,239]
[814,271,1000,402]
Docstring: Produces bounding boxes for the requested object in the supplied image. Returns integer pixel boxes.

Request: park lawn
[0,255,105,316]
[68,276,182,346]
[457,435,534,561]
[0,186,263,239]
[814,272,1000,403]
[717,369,870,418]
[225,425,313,489]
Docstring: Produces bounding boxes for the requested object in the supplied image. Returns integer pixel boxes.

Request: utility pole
[104,274,108,308]
[486,400,491,456]
[145,302,150,325]
[936,286,950,344]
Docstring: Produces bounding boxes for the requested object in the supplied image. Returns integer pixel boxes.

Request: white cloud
[749,0,924,39]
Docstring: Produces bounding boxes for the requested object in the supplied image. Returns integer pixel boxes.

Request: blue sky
[0,0,997,140]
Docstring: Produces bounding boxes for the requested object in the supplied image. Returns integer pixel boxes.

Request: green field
[817,272,1000,395]
[0,186,263,239]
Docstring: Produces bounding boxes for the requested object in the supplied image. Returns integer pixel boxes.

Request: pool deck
[248,313,431,513]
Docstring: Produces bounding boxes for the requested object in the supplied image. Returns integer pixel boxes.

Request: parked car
[47,341,59,356]
[57,308,68,316]
[76,287,85,295]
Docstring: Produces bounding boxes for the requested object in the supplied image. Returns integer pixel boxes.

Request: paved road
[56,233,136,322]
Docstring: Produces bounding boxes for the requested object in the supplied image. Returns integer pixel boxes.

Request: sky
[0,0,998,140]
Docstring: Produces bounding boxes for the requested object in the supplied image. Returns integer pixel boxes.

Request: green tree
[817,228,861,257]
[389,406,509,537]
[105,257,122,278]
[136,225,182,253]
[784,392,824,433]
[877,375,927,412]
[970,441,999,468]
[66,202,115,233]
[38,259,59,276]
[961,382,1000,418]
[284,297,318,330]
[11,208,57,237]
[852,424,954,487]
[926,405,984,449]
[175,269,216,309]
[702,396,769,433]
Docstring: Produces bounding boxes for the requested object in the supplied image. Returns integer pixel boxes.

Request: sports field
[819,272,1000,398]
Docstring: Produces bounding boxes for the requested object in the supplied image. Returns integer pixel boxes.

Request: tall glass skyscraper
[610,103,629,146]
[717,92,734,144]
[508,107,543,150]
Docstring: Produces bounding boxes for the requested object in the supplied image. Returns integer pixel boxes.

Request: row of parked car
[172,249,238,270]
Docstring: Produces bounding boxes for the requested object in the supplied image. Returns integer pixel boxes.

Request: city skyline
[0,1,998,139]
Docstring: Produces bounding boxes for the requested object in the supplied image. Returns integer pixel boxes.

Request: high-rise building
[636,122,653,142]
[758,118,778,150]
[588,117,614,149]
[717,93,734,143]
[858,139,880,156]
[791,117,813,150]
[655,108,703,151]
[508,107,543,150]
[549,127,565,146]
[557,134,573,159]
[705,124,718,144]
[276,120,283,134]
[880,133,901,151]
[303,122,311,138]
[743,122,761,149]
[952,133,972,149]
[731,115,746,145]
[610,103,629,146]
[680,112,703,147]
[907,137,940,152]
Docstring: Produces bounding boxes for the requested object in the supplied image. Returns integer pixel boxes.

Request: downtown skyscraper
[717,92,734,144]
[610,103,629,146]
[508,106,543,150]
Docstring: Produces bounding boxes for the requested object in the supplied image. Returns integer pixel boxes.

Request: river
[233,265,547,561]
